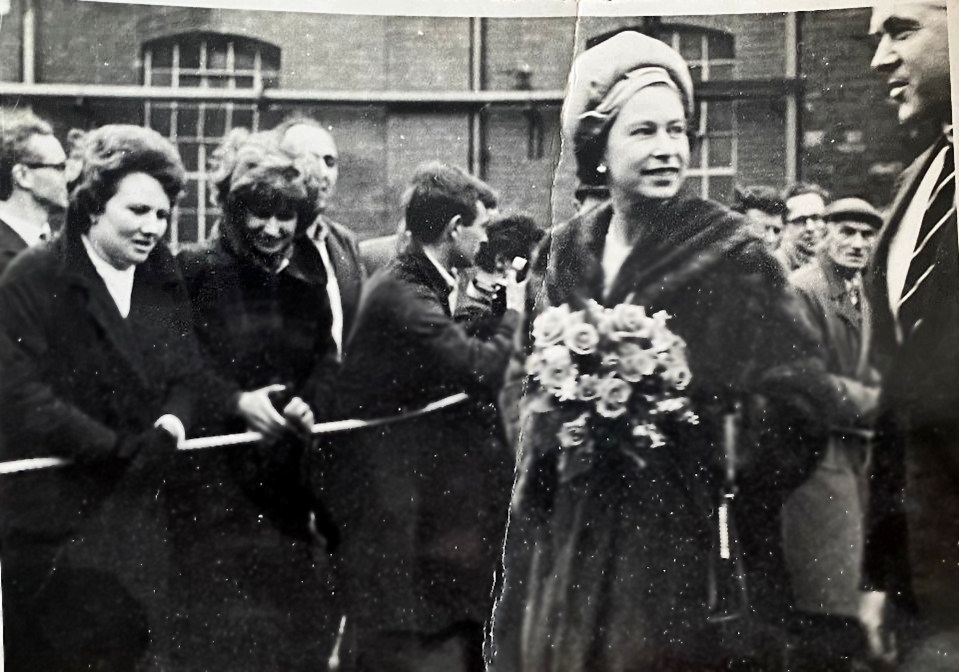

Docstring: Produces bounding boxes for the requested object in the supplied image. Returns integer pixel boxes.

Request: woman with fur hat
[491,31,835,671]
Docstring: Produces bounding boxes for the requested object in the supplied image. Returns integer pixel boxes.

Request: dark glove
[115,426,178,460]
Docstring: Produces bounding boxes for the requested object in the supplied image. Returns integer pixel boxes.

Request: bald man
[275,116,365,364]
[861,2,957,667]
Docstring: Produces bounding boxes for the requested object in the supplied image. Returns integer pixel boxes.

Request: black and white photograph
[0,0,954,670]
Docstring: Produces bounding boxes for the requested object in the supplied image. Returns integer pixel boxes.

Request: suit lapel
[866,140,943,367]
[399,246,454,317]
[820,260,861,330]
[0,218,28,271]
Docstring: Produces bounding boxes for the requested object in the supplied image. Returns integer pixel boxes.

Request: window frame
[142,33,280,247]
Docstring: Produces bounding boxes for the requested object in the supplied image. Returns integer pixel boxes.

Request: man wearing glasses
[774,182,831,273]
[0,108,68,276]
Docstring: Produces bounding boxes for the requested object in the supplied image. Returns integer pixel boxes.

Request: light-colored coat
[783,257,879,617]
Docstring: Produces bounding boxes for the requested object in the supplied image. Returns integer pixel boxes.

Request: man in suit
[330,162,523,671]
[782,198,882,670]
[0,108,68,276]
[861,1,956,667]
[275,115,366,361]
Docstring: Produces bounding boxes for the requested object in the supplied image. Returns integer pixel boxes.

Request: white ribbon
[0,392,469,475]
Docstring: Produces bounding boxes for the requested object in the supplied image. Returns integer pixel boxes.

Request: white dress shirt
[0,202,51,247]
[308,218,345,358]
[886,131,955,334]
[422,247,458,314]
[81,235,136,319]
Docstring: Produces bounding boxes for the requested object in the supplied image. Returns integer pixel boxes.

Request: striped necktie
[898,141,957,338]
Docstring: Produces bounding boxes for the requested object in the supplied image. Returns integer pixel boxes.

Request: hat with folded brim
[824,197,883,229]
[561,31,694,186]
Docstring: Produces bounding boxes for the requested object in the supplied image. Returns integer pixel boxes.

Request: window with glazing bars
[142,33,280,247]
[667,28,738,203]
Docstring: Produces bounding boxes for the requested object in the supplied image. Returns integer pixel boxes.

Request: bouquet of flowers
[524,301,698,479]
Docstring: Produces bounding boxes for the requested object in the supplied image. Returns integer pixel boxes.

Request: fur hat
[561,31,694,186]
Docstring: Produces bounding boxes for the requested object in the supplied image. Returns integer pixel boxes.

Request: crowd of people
[0,1,954,671]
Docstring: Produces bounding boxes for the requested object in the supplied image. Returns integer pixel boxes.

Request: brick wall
[798,7,941,209]
[4,3,926,237]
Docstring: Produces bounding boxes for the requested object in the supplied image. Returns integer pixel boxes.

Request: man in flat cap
[782,198,883,669]
[862,1,957,667]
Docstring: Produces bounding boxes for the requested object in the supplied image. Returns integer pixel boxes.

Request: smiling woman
[171,131,340,669]
[492,31,835,671]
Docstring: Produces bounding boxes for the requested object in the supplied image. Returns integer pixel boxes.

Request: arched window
[142,33,281,246]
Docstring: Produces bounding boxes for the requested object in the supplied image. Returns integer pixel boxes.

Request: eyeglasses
[785,215,825,226]
[20,161,67,172]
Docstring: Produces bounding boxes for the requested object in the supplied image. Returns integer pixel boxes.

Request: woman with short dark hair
[0,124,212,670]
[172,131,338,670]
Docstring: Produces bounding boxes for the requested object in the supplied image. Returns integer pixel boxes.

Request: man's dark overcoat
[327,244,518,648]
[863,136,959,624]
[783,257,878,618]
[0,216,28,277]
[0,230,210,670]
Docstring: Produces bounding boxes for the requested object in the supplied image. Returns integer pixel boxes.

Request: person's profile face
[22,134,69,213]
[280,124,339,213]
[88,172,171,270]
[603,85,690,203]
[870,2,950,125]
[745,208,784,251]
[453,200,490,269]
[825,219,878,272]
[783,193,827,254]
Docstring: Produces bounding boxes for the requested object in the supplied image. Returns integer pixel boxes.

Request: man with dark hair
[732,184,786,251]
[274,114,365,364]
[775,182,830,273]
[862,1,957,667]
[360,166,500,274]
[0,108,68,275]
[330,161,522,671]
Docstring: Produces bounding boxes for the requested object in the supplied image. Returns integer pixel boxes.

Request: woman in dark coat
[172,132,338,670]
[490,33,834,672]
[0,125,205,671]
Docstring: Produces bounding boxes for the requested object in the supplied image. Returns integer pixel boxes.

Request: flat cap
[824,197,883,228]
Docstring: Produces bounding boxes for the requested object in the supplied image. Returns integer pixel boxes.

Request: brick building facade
[0,1,932,245]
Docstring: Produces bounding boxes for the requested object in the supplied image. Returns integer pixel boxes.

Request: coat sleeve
[791,280,880,428]
[160,271,240,433]
[394,280,519,391]
[0,268,118,461]
[730,242,840,496]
